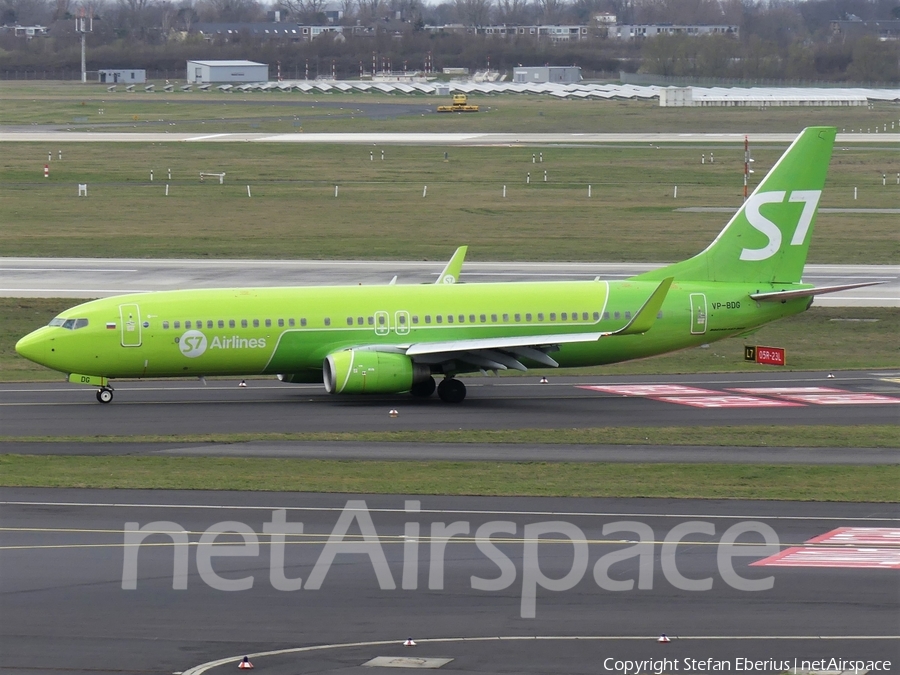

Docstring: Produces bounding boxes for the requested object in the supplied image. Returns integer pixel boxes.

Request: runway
[2,258,897,306]
[1,488,897,675]
[2,130,899,144]
[1,371,898,446]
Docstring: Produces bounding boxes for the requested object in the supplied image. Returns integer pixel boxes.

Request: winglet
[610,277,673,336]
[436,246,467,284]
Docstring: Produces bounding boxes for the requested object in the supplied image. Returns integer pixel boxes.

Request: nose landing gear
[96,387,114,404]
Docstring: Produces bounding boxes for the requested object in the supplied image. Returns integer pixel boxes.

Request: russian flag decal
[106,322,116,329]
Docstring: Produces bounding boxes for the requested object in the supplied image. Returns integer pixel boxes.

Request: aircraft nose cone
[15,330,48,365]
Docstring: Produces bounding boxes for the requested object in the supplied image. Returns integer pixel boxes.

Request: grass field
[2,299,897,380]
[1,455,897,501]
[1,141,897,262]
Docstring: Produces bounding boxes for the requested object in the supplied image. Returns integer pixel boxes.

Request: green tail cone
[636,126,836,284]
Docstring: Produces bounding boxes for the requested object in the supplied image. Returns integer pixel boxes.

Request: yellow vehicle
[437,94,479,112]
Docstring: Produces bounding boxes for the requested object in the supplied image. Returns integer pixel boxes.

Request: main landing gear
[410,376,437,398]
[96,386,114,404]
[437,377,466,403]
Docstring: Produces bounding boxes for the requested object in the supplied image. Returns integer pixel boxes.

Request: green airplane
[15,126,875,404]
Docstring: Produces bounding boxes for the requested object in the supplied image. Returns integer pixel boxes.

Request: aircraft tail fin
[634,127,836,285]
[436,246,467,284]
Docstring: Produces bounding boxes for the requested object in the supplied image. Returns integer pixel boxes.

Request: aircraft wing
[749,281,882,302]
[370,277,672,372]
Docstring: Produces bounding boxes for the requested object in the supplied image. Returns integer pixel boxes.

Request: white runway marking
[2,501,897,521]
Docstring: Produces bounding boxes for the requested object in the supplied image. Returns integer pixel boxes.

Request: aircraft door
[119,303,142,346]
[690,293,707,335]
[395,311,410,336]
[374,311,390,336]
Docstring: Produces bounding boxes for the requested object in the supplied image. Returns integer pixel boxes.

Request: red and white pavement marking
[650,395,804,408]
[578,384,718,396]
[728,387,846,395]
[807,527,900,546]
[752,527,900,569]
[772,393,900,405]
[751,547,900,569]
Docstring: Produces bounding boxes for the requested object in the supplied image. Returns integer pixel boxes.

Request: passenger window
[399,315,407,325]
[526,313,532,321]
[657,311,664,319]
[491,314,498,322]
[514,313,521,322]
[412,316,419,324]
[436,315,443,324]
[298,318,305,327]
[207,320,213,329]
[278,319,284,327]
[614,312,620,319]
[503,313,509,322]
[480,314,486,323]
[625,311,631,319]
[241,319,248,328]
[218,320,225,328]
[185,320,192,329]
[602,312,609,320]
[265,319,271,328]
[368,316,374,326]
[358,317,364,325]
[425,315,432,324]
[537,313,543,321]
[324,318,331,326]
[229,320,235,328]
[583,312,589,321]
[163,321,169,329]
[174,321,181,329]
[347,317,354,326]
[469,314,475,323]
[252,319,258,328]
[550,313,556,321]
[447,315,454,323]
[561,312,568,320]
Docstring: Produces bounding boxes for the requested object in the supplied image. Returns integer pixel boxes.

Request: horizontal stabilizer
[749,281,882,302]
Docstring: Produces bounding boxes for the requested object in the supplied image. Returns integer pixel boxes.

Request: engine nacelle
[323,350,431,394]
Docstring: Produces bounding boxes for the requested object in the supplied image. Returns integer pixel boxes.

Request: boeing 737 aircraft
[16,127,875,403]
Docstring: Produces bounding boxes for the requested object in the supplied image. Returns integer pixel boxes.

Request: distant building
[513,66,582,83]
[3,24,49,38]
[98,69,146,84]
[193,22,343,42]
[830,19,900,41]
[608,24,739,39]
[594,13,617,24]
[186,60,269,83]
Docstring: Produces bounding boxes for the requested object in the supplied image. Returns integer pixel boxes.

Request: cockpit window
[51,317,89,330]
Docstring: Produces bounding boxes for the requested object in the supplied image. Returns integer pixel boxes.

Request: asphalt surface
[1,489,897,675]
[2,258,897,306]
[1,371,898,451]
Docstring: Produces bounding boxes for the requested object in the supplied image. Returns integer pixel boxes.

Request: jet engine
[323,350,432,394]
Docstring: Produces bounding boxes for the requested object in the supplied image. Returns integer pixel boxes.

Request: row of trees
[1,0,898,82]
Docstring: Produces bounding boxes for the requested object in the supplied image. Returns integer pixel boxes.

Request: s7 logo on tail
[740,190,822,261]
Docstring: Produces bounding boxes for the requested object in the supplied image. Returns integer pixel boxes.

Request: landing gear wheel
[437,377,466,403]
[96,387,113,404]
[410,376,436,398]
